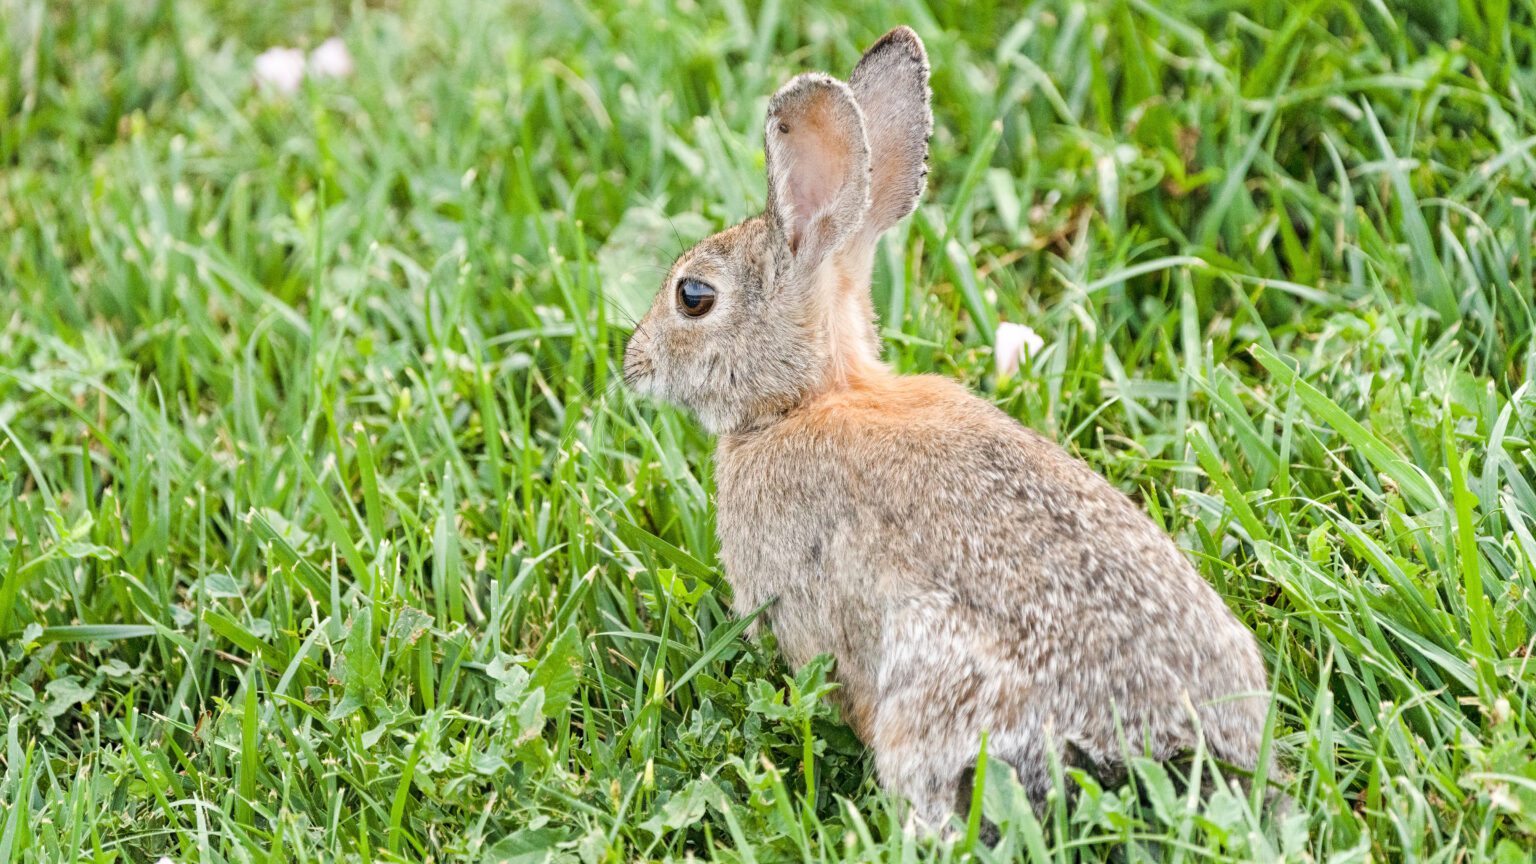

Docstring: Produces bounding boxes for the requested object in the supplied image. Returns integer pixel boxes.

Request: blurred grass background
[2,0,1535,860]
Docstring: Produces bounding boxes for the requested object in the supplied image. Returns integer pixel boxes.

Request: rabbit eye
[677,278,717,318]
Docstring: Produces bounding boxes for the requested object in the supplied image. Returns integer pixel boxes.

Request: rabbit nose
[622,331,652,391]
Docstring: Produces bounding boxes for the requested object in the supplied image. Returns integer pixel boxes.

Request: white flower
[253,47,306,95]
[309,38,354,79]
[994,321,1045,378]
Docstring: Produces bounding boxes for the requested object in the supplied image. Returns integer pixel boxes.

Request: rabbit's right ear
[765,74,871,274]
[848,27,932,243]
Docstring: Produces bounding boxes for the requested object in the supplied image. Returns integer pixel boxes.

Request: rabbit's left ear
[848,26,932,243]
[764,74,871,271]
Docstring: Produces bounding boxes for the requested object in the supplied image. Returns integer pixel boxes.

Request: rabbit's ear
[848,27,931,240]
[765,74,871,270]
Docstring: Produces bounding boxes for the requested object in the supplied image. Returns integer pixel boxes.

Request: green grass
[2,0,1535,860]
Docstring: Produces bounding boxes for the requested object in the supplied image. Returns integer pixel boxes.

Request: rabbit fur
[623,26,1273,825]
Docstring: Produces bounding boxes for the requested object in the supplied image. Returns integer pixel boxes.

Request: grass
[1,0,1535,860]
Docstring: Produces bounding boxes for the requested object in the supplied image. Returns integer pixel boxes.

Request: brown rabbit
[623,26,1273,824]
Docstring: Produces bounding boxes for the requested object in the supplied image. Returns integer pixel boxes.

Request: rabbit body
[622,26,1272,823]
[716,370,1269,819]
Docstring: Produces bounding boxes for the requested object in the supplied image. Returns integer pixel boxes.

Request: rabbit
[622,26,1274,825]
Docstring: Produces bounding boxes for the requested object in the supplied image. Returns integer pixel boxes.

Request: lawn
[2,0,1535,860]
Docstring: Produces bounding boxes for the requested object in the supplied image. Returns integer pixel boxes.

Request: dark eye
[677,278,717,318]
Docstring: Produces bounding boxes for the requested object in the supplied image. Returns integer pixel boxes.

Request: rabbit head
[623,27,932,433]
